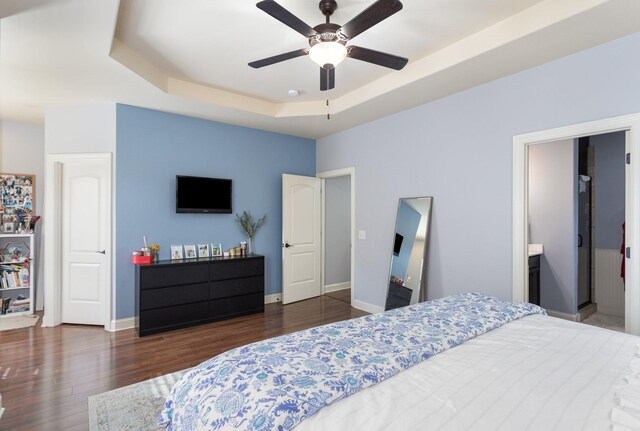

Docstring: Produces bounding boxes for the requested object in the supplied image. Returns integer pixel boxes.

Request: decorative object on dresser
[134,254,264,336]
[211,243,222,257]
[197,244,210,258]
[0,233,35,317]
[184,245,196,259]
[235,210,267,255]
[170,245,183,260]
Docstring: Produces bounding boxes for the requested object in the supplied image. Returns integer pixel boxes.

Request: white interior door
[61,158,109,325]
[282,174,321,304]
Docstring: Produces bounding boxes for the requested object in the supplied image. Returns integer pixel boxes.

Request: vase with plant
[235,211,266,256]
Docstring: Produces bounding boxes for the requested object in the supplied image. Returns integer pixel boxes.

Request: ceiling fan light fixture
[309,41,347,68]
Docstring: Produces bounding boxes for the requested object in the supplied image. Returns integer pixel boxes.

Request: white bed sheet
[297,314,639,431]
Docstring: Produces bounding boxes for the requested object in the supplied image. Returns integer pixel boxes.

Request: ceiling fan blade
[256,0,317,38]
[339,0,403,40]
[249,48,309,68]
[347,45,408,70]
[320,66,335,91]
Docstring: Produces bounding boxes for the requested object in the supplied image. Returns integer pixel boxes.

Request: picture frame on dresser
[198,244,210,258]
[211,244,222,257]
[184,245,196,259]
[170,245,183,260]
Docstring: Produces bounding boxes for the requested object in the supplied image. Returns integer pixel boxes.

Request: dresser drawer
[140,282,209,311]
[210,293,264,319]
[210,258,263,281]
[210,276,264,299]
[140,263,209,289]
[139,301,209,334]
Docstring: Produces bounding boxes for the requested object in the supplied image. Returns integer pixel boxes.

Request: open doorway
[527,133,625,331]
[318,168,355,307]
[513,113,640,334]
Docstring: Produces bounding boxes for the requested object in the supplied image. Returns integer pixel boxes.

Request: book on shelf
[0,266,30,289]
[1,297,10,314]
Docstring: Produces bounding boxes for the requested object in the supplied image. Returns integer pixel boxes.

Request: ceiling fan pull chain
[327,99,331,120]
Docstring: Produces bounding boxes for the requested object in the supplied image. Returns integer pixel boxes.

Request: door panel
[61,159,109,325]
[68,263,101,302]
[282,174,321,304]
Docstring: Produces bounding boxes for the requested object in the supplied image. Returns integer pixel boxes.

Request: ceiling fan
[249,0,408,91]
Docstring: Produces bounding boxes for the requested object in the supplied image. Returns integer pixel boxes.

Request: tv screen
[176,175,232,213]
[393,233,403,256]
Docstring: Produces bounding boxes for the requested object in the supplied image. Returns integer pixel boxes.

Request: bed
[159,293,640,430]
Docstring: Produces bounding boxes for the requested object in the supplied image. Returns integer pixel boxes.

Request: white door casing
[317,167,356,307]
[43,153,112,329]
[513,113,640,335]
[282,174,321,304]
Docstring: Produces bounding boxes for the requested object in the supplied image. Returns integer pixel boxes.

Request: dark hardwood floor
[324,288,351,304]
[0,295,367,430]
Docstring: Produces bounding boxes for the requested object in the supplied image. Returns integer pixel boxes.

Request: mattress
[296,314,639,431]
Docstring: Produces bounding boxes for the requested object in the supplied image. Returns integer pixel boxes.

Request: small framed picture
[2,222,15,233]
[211,243,222,257]
[198,244,210,258]
[184,245,197,259]
[170,245,183,260]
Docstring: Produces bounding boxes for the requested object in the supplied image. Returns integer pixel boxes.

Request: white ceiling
[1,0,640,139]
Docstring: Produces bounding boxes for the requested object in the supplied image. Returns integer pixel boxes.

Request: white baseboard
[108,317,135,332]
[265,293,281,304]
[41,315,54,327]
[546,309,579,322]
[323,282,350,293]
[352,299,384,314]
[597,305,624,317]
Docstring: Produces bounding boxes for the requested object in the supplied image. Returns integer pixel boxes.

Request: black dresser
[135,255,264,336]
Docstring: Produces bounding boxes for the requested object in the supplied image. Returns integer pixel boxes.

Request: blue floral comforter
[159,292,545,430]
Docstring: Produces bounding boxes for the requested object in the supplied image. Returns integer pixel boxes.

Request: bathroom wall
[591,131,626,316]
[528,139,577,315]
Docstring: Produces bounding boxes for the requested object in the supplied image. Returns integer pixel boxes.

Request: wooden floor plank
[0,295,367,430]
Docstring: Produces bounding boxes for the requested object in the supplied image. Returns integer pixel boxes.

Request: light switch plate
[358,230,366,240]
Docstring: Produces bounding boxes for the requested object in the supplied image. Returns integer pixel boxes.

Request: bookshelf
[0,233,35,317]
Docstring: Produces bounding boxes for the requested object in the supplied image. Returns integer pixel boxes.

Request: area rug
[88,369,188,431]
[0,314,39,331]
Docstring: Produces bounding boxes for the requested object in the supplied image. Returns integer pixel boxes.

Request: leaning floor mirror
[385,197,433,311]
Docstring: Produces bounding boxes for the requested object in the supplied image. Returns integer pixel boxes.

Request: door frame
[317,167,356,306]
[43,153,113,330]
[513,113,640,334]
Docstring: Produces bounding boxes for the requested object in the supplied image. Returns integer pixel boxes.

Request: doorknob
[284,243,293,248]
[96,250,106,254]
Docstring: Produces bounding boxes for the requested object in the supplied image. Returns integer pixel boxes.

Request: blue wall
[115,105,315,319]
[592,131,625,250]
[390,201,420,282]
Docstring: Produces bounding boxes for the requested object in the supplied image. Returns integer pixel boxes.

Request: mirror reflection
[385,197,433,310]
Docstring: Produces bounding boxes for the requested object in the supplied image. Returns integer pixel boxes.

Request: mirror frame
[385,196,433,310]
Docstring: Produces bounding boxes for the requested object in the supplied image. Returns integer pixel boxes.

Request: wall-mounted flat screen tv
[176,175,232,213]
[393,233,404,256]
